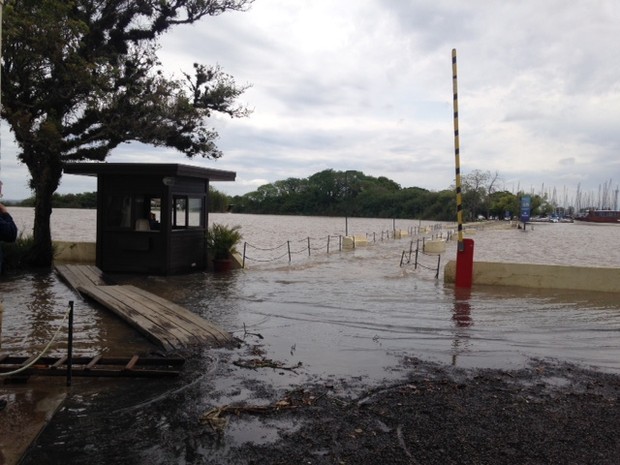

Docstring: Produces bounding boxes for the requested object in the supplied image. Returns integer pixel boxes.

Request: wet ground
[16,347,620,465]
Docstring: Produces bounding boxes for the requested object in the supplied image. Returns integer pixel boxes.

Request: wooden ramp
[54,264,109,295]
[55,265,234,351]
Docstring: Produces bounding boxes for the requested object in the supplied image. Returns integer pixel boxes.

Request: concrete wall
[53,241,246,270]
[53,241,96,264]
[444,260,620,293]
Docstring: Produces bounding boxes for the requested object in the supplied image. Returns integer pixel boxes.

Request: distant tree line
[229,169,557,221]
[14,186,232,212]
[18,192,98,209]
[9,169,558,220]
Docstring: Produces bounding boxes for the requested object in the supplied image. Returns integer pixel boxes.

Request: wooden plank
[26,367,181,378]
[21,355,37,367]
[124,355,140,371]
[55,265,233,351]
[123,285,233,344]
[78,285,177,351]
[85,354,103,370]
[1,355,184,368]
[101,286,202,346]
[54,264,83,294]
[109,286,220,346]
[55,264,107,296]
[100,286,201,347]
[51,356,68,368]
[83,265,109,285]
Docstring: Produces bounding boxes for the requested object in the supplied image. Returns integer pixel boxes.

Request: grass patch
[2,233,43,272]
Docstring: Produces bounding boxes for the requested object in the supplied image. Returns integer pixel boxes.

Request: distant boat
[575,209,620,223]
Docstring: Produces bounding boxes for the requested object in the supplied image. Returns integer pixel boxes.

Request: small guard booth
[63,162,236,275]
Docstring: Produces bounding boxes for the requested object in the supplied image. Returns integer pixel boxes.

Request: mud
[18,343,620,465]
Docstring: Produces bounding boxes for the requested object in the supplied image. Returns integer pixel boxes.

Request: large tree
[1,0,252,266]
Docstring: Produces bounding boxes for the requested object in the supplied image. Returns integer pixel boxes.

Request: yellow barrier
[342,235,369,249]
[444,260,620,293]
[424,239,447,254]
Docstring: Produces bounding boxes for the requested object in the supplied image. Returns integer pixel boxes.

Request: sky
[1,0,620,207]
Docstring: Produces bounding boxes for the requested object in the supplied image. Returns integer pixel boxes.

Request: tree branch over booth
[1,0,252,266]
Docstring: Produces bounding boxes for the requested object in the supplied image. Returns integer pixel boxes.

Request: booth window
[106,195,161,231]
[172,195,204,229]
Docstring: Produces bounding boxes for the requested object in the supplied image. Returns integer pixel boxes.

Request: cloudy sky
[2,0,620,206]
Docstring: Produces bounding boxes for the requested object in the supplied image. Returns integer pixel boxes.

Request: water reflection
[452,288,473,328]
[451,287,473,366]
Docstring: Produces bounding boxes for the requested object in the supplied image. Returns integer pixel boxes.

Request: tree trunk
[31,188,55,267]
[28,155,63,267]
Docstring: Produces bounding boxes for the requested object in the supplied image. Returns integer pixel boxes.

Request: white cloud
[1,0,620,207]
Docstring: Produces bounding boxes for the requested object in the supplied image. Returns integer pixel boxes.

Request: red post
[455,238,474,288]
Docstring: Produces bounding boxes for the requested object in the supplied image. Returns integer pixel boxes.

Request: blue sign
[520,196,531,223]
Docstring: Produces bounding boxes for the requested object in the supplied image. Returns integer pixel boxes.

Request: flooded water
[2,208,620,464]
[3,208,620,373]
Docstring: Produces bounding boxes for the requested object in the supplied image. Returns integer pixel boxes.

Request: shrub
[205,224,242,260]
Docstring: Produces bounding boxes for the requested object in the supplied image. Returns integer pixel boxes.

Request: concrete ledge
[0,386,66,465]
[53,241,96,264]
[444,260,620,293]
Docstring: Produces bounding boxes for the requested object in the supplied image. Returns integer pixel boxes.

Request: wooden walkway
[0,354,185,379]
[55,265,233,351]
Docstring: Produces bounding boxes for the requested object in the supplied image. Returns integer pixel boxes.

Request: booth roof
[63,162,236,181]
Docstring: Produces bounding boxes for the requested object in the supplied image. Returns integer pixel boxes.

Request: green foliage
[228,169,563,222]
[489,191,519,219]
[206,223,243,259]
[231,169,462,220]
[1,233,42,272]
[19,192,97,208]
[208,186,231,213]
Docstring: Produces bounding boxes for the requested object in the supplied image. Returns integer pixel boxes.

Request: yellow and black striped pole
[452,49,474,288]
[452,48,464,251]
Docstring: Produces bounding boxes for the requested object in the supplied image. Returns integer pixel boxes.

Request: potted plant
[206,223,243,272]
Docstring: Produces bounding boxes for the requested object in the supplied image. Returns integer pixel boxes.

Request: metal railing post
[67,301,74,387]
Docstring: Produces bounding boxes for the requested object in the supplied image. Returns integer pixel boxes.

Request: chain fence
[240,223,452,278]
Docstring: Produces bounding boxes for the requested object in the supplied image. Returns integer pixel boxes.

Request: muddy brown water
[2,209,620,463]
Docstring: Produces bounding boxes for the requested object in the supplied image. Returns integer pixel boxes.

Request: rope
[0,304,72,377]
[243,251,290,263]
[244,241,287,252]
[241,226,449,266]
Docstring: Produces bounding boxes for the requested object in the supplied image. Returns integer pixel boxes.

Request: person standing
[0,202,18,272]
[0,203,17,392]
